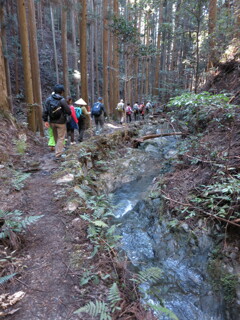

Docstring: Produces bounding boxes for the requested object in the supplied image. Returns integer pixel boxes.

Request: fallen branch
[229,90,240,104]
[133,132,184,147]
[161,193,240,228]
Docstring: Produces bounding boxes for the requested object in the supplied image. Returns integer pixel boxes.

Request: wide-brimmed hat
[74,98,87,105]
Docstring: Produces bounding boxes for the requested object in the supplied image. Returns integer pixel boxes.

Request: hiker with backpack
[116,99,124,124]
[139,103,145,120]
[133,102,139,121]
[125,103,133,123]
[42,84,71,161]
[91,97,106,135]
[66,96,78,145]
[74,100,91,142]
[145,101,152,114]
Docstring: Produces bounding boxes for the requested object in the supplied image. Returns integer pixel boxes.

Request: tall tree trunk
[71,0,80,98]
[80,0,88,103]
[112,0,119,116]
[50,3,59,83]
[109,21,114,115]
[0,37,10,111]
[94,0,99,98]
[17,0,35,131]
[145,10,150,98]
[102,0,109,114]
[61,4,69,95]
[27,0,44,136]
[153,0,163,97]
[171,0,182,71]
[89,0,95,106]
[0,2,12,111]
[234,0,240,39]
[207,0,217,69]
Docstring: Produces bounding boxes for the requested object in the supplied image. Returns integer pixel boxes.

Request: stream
[111,125,226,320]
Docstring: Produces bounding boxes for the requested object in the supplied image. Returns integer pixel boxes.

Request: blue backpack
[75,107,82,119]
[91,102,102,116]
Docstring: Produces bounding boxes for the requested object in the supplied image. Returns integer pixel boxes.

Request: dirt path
[8,155,81,320]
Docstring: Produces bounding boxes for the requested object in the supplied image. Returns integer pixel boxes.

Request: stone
[56,174,74,184]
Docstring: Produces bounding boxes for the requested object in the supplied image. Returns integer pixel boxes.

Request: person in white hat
[116,99,124,124]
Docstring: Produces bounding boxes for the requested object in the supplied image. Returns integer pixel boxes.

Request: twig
[161,193,240,228]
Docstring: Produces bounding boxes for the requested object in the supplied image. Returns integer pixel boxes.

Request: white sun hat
[74,98,87,105]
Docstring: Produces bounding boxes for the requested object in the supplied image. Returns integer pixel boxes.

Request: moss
[208,259,237,304]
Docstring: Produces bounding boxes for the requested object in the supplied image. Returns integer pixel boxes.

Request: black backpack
[91,102,102,116]
[48,97,63,121]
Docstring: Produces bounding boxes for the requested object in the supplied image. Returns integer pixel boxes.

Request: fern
[148,303,179,320]
[92,220,108,228]
[0,273,17,284]
[74,301,111,320]
[133,267,162,284]
[0,210,43,239]
[107,283,121,311]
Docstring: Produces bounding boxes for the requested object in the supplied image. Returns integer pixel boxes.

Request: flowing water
[111,124,226,320]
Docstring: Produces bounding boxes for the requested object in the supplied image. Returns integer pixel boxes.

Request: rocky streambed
[97,121,239,320]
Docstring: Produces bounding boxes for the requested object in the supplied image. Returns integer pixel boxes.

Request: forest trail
[8,154,80,320]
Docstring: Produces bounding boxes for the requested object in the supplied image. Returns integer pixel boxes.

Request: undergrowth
[167,91,236,133]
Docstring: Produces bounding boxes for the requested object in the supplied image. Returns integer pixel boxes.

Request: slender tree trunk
[80,0,88,103]
[94,0,99,98]
[112,0,119,116]
[153,1,163,97]
[0,3,12,111]
[103,0,109,114]
[27,0,44,136]
[171,0,182,71]
[109,23,114,115]
[207,0,217,69]
[145,10,150,98]
[0,37,10,111]
[61,4,69,95]
[50,3,59,83]
[89,0,95,106]
[234,0,240,39]
[17,0,35,131]
[71,1,80,98]
[37,0,43,42]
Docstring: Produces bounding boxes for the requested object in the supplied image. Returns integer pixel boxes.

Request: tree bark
[0,37,9,111]
[61,4,69,96]
[207,0,217,69]
[80,0,88,103]
[112,0,119,116]
[71,0,80,98]
[27,0,44,136]
[50,3,59,83]
[153,1,163,97]
[102,0,109,114]
[0,2,12,111]
[17,0,35,131]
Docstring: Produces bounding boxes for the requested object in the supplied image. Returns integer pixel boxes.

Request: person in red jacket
[66,96,78,145]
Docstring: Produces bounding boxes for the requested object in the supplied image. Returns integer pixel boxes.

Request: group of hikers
[116,100,154,124]
[42,84,154,161]
[42,84,107,161]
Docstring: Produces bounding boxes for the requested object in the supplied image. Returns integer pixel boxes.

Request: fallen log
[133,132,184,147]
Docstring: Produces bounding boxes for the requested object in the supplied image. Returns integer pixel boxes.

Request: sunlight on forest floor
[105,123,122,129]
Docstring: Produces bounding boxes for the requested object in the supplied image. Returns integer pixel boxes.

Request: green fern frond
[136,267,162,284]
[92,220,108,228]
[0,273,17,284]
[148,303,179,320]
[108,283,121,311]
[74,300,111,319]
[20,215,44,228]
[87,225,100,238]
